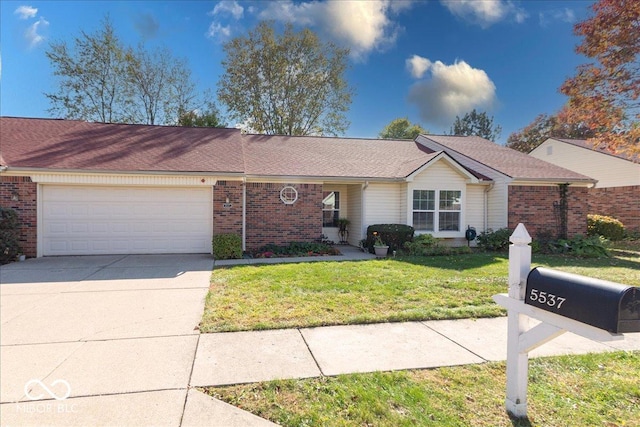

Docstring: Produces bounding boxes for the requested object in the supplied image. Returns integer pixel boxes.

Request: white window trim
[280,186,298,204]
[322,190,340,227]
[409,187,465,238]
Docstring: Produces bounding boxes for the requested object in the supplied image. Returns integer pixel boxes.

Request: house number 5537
[529,289,566,309]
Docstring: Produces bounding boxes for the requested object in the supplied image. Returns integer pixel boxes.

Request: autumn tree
[506,112,595,153]
[448,109,502,142]
[560,0,640,157]
[46,17,201,125]
[378,118,428,139]
[217,22,353,136]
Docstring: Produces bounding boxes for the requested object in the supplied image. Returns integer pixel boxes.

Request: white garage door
[42,185,212,256]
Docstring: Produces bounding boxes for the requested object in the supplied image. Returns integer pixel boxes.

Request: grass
[201,244,640,333]
[203,351,640,427]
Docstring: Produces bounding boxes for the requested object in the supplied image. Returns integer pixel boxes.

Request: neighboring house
[1,117,595,258]
[530,138,639,231]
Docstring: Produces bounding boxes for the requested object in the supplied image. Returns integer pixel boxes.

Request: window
[413,190,434,231]
[412,190,461,232]
[322,191,340,227]
[280,186,298,204]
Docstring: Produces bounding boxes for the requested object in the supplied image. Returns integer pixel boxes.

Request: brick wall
[588,185,640,232]
[0,176,37,257]
[508,185,588,238]
[213,180,244,237]
[245,183,322,250]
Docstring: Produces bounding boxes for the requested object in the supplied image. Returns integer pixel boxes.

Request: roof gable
[418,134,594,183]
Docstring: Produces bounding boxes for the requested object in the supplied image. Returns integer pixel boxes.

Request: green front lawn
[200,245,640,333]
[203,351,640,427]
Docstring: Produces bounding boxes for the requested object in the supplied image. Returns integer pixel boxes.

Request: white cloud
[539,8,575,27]
[25,17,49,48]
[406,55,432,79]
[210,1,244,20]
[206,22,231,39]
[440,0,527,28]
[14,5,37,19]
[407,58,497,126]
[259,0,413,60]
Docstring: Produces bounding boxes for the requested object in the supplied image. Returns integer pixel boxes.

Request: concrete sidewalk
[191,317,640,389]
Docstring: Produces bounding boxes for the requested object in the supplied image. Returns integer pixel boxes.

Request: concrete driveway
[0,255,275,426]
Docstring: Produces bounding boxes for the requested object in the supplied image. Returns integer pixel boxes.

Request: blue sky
[1,0,593,144]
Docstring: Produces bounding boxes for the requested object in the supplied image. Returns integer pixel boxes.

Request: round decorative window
[280,186,298,204]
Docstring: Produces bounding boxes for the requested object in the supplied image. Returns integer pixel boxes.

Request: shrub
[212,233,242,260]
[403,234,438,256]
[0,207,21,265]
[550,234,610,258]
[253,241,340,258]
[476,228,512,251]
[365,224,414,253]
[587,214,624,241]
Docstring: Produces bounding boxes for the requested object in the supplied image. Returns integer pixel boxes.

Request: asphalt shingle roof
[0,117,594,183]
[0,117,245,174]
[420,134,595,182]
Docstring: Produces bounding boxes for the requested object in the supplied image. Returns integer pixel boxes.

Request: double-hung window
[412,190,461,232]
[322,191,340,227]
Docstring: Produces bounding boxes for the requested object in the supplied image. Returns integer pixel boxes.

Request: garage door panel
[42,185,213,256]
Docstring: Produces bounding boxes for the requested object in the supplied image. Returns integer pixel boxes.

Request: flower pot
[374,245,389,258]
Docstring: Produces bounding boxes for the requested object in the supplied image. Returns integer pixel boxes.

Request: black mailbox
[525,267,640,333]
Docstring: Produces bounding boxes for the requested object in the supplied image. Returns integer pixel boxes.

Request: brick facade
[0,176,37,257]
[588,185,640,232]
[213,180,244,237]
[245,183,323,250]
[508,185,589,238]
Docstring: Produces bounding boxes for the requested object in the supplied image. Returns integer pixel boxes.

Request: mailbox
[525,267,640,333]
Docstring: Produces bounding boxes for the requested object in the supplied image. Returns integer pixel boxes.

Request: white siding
[530,140,639,188]
[487,179,509,230]
[466,185,485,232]
[346,184,363,245]
[364,182,404,226]
[408,160,469,238]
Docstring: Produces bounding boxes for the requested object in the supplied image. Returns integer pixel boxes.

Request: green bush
[253,241,340,258]
[365,224,414,253]
[476,228,512,251]
[403,234,438,256]
[587,214,625,241]
[550,234,610,258]
[212,233,242,260]
[0,207,21,265]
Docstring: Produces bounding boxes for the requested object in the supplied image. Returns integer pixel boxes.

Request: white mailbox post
[494,223,624,418]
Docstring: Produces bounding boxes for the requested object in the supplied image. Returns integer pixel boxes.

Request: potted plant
[337,218,350,244]
[372,231,389,257]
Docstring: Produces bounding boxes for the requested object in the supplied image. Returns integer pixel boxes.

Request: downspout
[483,182,495,232]
[242,177,247,252]
[361,181,369,243]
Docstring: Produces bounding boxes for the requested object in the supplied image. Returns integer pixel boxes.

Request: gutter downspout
[484,182,495,232]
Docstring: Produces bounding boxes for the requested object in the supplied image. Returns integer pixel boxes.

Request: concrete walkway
[1,250,639,427]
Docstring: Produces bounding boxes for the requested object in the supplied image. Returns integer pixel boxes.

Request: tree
[506,111,595,153]
[124,45,197,125]
[46,17,200,125]
[378,118,428,140]
[448,109,502,142]
[178,100,225,127]
[46,17,129,123]
[559,0,640,157]
[217,22,353,136]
